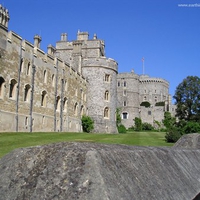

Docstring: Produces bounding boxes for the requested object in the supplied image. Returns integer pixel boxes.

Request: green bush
[118,124,127,133]
[155,101,165,106]
[140,101,151,108]
[142,122,154,131]
[182,121,200,134]
[81,115,94,133]
[165,127,181,143]
[134,117,142,131]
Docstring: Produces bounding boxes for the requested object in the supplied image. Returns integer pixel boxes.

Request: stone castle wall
[117,72,175,128]
[0,17,87,132]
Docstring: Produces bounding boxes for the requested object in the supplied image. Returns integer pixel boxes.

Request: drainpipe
[16,40,23,132]
[54,58,58,132]
[30,57,36,133]
[60,69,65,132]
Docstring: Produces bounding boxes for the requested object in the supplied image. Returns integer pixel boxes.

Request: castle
[0,5,175,133]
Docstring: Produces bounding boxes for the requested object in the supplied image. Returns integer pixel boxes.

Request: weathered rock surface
[0,136,200,200]
[173,133,200,149]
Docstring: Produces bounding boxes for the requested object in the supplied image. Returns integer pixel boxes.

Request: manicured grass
[0,131,173,158]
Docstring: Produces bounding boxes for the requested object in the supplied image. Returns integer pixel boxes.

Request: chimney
[61,33,67,41]
[34,35,42,48]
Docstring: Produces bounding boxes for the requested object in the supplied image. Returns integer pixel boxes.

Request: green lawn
[0,131,173,158]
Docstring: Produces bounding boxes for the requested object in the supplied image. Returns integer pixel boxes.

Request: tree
[81,115,94,133]
[174,76,200,122]
[134,117,142,131]
[162,112,176,129]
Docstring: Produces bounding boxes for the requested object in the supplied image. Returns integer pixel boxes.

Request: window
[124,81,126,87]
[74,102,78,116]
[105,74,110,82]
[44,70,47,83]
[25,116,28,126]
[65,80,68,91]
[155,96,158,102]
[27,62,31,75]
[104,107,109,118]
[105,90,109,101]
[52,74,55,87]
[56,96,61,111]
[123,90,126,96]
[9,79,17,99]
[122,112,128,119]
[80,105,84,116]
[148,111,151,115]
[41,91,47,107]
[20,58,24,72]
[118,81,120,87]
[144,96,147,101]
[24,84,31,102]
[123,101,127,106]
[63,97,67,112]
[0,77,5,98]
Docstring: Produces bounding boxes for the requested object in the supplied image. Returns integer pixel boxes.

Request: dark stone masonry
[0,134,200,200]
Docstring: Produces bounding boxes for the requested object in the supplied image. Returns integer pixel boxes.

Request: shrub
[81,115,94,133]
[182,121,200,134]
[165,127,181,143]
[134,117,142,131]
[118,124,127,133]
[155,101,165,106]
[142,122,154,131]
[140,101,151,108]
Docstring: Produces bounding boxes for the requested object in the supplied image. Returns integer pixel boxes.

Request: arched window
[0,77,5,98]
[65,80,68,91]
[105,74,110,82]
[105,90,109,101]
[123,90,126,96]
[80,105,84,116]
[24,84,31,102]
[74,102,78,116]
[27,62,31,75]
[44,70,47,83]
[122,112,128,119]
[63,97,67,112]
[124,81,127,87]
[9,79,17,99]
[20,58,24,72]
[52,74,55,87]
[41,91,47,107]
[104,107,109,119]
[56,96,61,111]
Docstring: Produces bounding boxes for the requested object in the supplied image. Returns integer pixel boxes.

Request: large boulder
[173,133,200,149]
[0,140,200,200]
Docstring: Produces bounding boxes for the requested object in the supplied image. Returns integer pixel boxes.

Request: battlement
[0,4,9,29]
[82,57,118,72]
[139,76,169,86]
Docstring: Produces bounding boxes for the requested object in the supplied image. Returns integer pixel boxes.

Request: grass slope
[0,131,173,158]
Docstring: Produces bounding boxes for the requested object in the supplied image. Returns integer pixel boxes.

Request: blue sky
[4,0,200,100]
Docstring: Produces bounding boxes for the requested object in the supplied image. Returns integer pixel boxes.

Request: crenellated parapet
[0,4,9,29]
[82,57,118,72]
[139,75,169,87]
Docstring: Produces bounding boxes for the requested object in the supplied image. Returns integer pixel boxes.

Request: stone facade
[0,4,175,133]
[0,5,118,133]
[117,71,176,129]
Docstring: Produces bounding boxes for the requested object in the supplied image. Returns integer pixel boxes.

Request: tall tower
[56,31,118,133]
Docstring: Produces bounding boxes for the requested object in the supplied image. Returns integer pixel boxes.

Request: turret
[0,4,9,29]
[34,35,42,48]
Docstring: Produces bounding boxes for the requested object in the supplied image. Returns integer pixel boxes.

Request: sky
[3,0,200,101]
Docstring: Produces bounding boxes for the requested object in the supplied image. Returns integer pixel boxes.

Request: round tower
[82,57,118,133]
